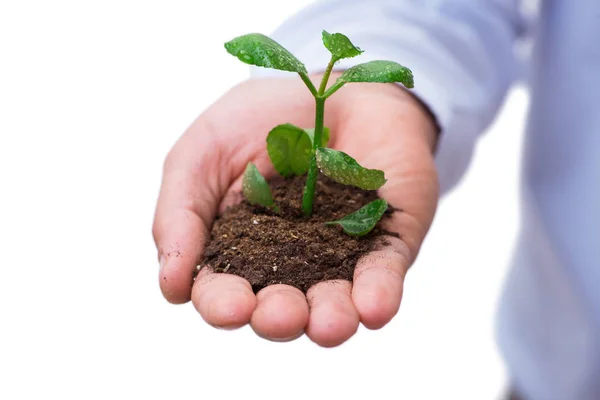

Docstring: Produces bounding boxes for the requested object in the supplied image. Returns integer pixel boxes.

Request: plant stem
[318,58,335,94]
[301,97,325,216]
[299,72,317,97]
[302,59,335,216]
[312,97,326,150]
[322,80,345,99]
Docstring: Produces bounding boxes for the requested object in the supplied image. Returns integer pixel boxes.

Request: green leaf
[224,33,307,74]
[315,148,386,190]
[267,124,331,177]
[337,60,414,88]
[322,31,363,61]
[303,127,330,148]
[242,162,276,209]
[326,199,388,236]
[266,124,312,176]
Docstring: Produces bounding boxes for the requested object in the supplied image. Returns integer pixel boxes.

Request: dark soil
[198,174,399,293]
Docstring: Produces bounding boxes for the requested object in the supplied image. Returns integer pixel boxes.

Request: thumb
[332,87,439,328]
[335,87,439,260]
[153,123,228,304]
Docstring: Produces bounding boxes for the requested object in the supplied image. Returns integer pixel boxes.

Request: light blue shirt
[252,1,600,398]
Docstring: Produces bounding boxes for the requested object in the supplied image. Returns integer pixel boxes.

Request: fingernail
[159,255,167,273]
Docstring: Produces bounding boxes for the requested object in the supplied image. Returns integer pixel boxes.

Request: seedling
[225,31,413,236]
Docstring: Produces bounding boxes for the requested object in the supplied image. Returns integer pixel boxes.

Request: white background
[0,1,527,399]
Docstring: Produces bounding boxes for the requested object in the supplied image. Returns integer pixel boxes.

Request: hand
[153,74,439,347]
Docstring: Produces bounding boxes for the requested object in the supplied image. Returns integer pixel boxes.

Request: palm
[154,76,438,346]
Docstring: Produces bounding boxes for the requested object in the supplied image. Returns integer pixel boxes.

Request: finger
[251,285,309,341]
[192,267,256,329]
[352,236,409,329]
[155,203,207,304]
[153,122,228,304]
[305,280,359,348]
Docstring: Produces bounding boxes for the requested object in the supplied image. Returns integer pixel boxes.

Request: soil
[198,174,399,293]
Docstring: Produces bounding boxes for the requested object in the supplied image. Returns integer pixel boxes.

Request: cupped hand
[153,74,439,347]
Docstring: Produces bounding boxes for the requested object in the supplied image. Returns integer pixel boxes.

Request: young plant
[225,31,414,236]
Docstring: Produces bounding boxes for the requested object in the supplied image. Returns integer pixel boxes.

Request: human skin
[153,73,439,347]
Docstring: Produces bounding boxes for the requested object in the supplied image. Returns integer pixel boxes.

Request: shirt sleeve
[250,0,525,194]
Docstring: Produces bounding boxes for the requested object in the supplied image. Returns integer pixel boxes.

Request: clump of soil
[198,174,398,293]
